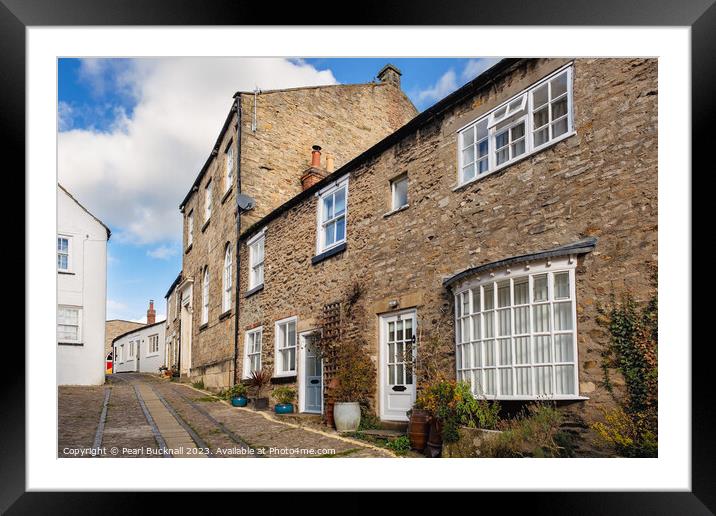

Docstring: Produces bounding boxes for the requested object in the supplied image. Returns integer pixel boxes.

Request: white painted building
[57,184,110,385]
[113,321,167,374]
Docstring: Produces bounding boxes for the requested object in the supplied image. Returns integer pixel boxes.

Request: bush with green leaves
[218,383,247,400]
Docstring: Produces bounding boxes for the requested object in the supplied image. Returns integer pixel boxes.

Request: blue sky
[58,57,499,322]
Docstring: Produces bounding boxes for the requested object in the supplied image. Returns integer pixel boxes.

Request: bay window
[458,65,573,186]
[275,317,297,376]
[454,257,579,399]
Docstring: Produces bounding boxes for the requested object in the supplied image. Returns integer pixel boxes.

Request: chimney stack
[300,145,327,191]
[377,63,402,89]
[147,299,156,324]
[310,145,322,167]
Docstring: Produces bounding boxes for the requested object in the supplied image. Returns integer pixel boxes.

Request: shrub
[216,383,248,400]
[271,386,296,405]
[248,368,272,399]
[332,338,376,403]
[485,403,564,457]
[415,380,501,443]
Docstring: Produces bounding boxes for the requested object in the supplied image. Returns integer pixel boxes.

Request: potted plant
[228,383,248,407]
[248,368,271,410]
[272,386,296,414]
[331,338,376,433]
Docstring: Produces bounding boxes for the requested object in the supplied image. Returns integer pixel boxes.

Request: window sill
[185,243,193,254]
[201,219,210,233]
[219,309,233,321]
[199,322,209,332]
[453,130,577,193]
[474,395,589,401]
[271,374,297,384]
[311,242,347,265]
[58,341,83,346]
[383,204,409,218]
[244,284,264,298]
[221,186,233,204]
[57,270,75,275]
[146,353,160,358]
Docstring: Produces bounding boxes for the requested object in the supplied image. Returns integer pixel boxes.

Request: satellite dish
[236,194,256,211]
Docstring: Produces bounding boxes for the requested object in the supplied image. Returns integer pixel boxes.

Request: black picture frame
[5,0,708,512]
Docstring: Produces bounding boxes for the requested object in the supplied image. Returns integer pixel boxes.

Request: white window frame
[274,316,298,377]
[201,267,209,325]
[222,244,232,312]
[128,340,136,360]
[148,334,160,356]
[224,142,234,194]
[452,256,582,401]
[187,211,194,247]
[315,176,349,254]
[247,230,265,290]
[119,344,124,363]
[243,326,263,379]
[204,181,213,223]
[57,235,72,272]
[57,305,82,343]
[457,64,574,187]
[390,174,409,211]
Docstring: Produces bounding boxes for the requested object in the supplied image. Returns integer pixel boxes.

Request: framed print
[5,0,710,512]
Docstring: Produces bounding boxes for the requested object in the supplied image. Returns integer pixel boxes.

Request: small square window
[391,175,408,211]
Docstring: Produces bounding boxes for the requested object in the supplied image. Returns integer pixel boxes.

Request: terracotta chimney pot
[311,145,322,168]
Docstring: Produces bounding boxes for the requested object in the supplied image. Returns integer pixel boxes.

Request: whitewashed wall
[57,186,108,385]
[113,322,167,374]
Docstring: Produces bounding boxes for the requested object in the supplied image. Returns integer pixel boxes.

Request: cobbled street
[58,373,396,458]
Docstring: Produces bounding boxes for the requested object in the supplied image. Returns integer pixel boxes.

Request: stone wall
[180,75,418,390]
[239,82,418,228]
[236,58,658,453]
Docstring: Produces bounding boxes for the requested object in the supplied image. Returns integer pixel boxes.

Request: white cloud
[415,58,502,108]
[461,58,501,82]
[107,298,128,316]
[147,245,178,260]
[416,69,458,104]
[58,58,338,245]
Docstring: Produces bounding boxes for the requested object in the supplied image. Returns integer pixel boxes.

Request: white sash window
[244,327,263,378]
[201,267,209,324]
[223,245,232,312]
[458,65,573,186]
[275,317,297,376]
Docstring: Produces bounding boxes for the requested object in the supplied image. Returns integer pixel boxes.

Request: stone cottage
[174,65,418,389]
[233,58,657,449]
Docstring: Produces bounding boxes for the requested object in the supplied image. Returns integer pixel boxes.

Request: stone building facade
[235,58,657,452]
[175,65,418,389]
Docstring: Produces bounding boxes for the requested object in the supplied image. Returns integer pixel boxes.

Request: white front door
[180,284,193,376]
[380,310,417,421]
[300,332,323,414]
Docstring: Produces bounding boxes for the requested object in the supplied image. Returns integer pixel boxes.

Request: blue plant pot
[274,403,294,414]
[231,395,248,407]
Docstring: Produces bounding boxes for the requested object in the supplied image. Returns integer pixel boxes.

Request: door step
[361,428,406,439]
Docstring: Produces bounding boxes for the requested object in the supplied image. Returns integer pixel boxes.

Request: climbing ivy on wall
[593,270,658,457]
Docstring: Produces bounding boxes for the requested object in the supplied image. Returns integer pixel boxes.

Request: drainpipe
[232,93,242,386]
